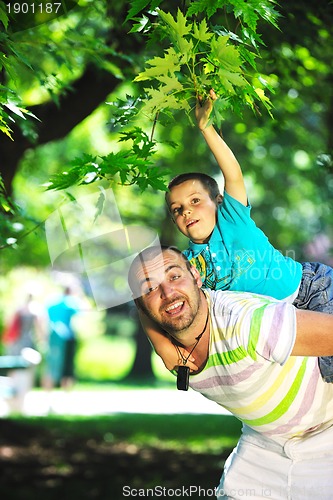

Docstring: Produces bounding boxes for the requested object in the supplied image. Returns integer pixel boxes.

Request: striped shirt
[189,290,333,443]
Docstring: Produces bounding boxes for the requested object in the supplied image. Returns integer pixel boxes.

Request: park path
[0,387,231,417]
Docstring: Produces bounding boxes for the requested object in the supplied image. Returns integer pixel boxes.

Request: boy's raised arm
[196,90,248,206]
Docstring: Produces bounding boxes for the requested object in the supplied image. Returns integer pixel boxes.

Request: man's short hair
[166,172,221,205]
[128,245,192,298]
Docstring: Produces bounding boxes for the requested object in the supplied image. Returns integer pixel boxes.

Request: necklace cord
[172,310,209,366]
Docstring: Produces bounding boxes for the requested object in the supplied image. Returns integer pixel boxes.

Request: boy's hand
[196,89,217,131]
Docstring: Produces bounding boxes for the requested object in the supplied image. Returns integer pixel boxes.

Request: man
[128,245,333,499]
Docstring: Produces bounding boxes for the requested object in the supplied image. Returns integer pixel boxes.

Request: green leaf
[142,87,191,117]
[136,177,149,192]
[211,36,242,73]
[119,168,129,185]
[158,9,193,55]
[192,18,213,43]
[0,4,9,30]
[158,9,192,38]
[126,0,163,22]
[46,168,87,191]
[125,0,151,23]
[187,0,219,19]
[70,153,97,167]
[100,151,131,176]
[156,74,184,93]
[232,0,259,31]
[218,68,247,93]
[254,87,273,116]
[128,15,151,34]
[3,101,25,119]
[134,48,182,82]
[239,46,258,70]
[211,97,231,125]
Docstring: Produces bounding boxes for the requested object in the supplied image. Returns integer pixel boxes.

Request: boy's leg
[293,262,333,382]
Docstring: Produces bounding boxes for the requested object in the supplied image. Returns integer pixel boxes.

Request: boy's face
[166,179,219,244]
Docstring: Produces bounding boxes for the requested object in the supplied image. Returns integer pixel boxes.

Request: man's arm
[196,90,247,206]
[292,309,333,356]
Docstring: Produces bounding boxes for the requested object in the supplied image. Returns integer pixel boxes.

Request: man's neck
[169,290,209,347]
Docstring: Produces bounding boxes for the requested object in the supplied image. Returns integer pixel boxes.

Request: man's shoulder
[204,288,282,313]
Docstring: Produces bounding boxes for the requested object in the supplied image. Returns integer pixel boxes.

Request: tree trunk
[126,308,154,380]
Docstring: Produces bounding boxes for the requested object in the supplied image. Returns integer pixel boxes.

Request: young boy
[140,90,333,382]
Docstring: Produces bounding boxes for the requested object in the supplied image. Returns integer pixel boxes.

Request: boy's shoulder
[220,190,251,211]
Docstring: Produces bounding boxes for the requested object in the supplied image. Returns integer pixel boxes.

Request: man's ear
[190,266,203,288]
[133,297,143,311]
[216,193,223,204]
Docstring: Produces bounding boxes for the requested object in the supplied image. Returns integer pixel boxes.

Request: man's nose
[160,282,174,298]
[183,207,191,217]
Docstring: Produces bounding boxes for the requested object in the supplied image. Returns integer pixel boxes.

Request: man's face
[133,249,203,337]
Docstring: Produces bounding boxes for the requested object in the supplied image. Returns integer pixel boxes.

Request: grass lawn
[0,413,241,499]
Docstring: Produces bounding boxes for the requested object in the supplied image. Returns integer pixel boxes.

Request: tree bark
[126,308,154,380]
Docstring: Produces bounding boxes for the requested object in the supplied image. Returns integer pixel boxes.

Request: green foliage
[46,0,277,194]
[0,173,23,249]
[0,0,118,139]
[76,336,136,381]
[1,0,332,268]
[46,127,170,192]
[0,3,40,139]
[132,3,276,123]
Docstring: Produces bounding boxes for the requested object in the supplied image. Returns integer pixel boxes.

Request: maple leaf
[134,48,182,82]
[254,87,273,116]
[142,87,190,117]
[125,0,163,23]
[158,9,193,57]
[192,18,213,43]
[218,69,247,93]
[211,36,242,73]
[187,0,219,19]
[158,8,191,38]
[157,74,184,93]
[125,0,150,23]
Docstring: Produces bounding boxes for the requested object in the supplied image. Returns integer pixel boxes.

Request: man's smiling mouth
[165,301,184,315]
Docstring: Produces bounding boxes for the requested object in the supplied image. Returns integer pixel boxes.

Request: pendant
[177,365,190,391]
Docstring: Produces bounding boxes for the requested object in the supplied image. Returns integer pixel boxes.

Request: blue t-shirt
[183,191,302,300]
[48,295,79,339]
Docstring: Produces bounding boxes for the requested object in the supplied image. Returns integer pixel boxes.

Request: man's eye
[173,207,181,215]
[142,284,158,295]
[170,274,181,281]
[191,198,200,204]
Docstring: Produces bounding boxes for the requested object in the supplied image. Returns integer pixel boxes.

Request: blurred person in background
[42,286,81,393]
[2,292,45,413]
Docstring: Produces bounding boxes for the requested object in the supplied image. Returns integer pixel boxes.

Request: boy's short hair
[166,172,221,203]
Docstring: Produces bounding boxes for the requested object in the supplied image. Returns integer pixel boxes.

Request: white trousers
[216,424,333,499]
